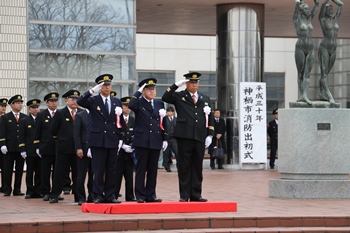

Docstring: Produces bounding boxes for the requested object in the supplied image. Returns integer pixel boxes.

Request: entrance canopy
[136,0,349,38]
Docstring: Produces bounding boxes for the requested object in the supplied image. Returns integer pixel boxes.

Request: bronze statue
[317,0,343,104]
[293,0,319,105]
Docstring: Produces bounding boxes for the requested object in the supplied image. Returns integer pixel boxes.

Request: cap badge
[18,96,21,99]
[126,98,130,103]
[51,94,56,98]
[148,80,155,85]
[33,100,37,104]
[192,74,197,79]
[74,91,78,96]
[2,100,6,103]
[103,76,110,80]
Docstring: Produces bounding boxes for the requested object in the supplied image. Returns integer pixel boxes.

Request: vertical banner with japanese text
[239,82,267,165]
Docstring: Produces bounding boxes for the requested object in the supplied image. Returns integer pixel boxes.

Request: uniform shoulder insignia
[209,126,214,130]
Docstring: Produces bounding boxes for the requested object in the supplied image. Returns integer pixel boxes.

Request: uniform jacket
[267,119,278,146]
[209,118,226,154]
[128,91,168,150]
[118,115,135,160]
[73,110,91,153]
[164,116,176,138]
[33,109,56,156]
[18,115,37,157]
[162,84,214,142]
[77,91,125,149]
[0,112,27,152]
[51,106,83,155]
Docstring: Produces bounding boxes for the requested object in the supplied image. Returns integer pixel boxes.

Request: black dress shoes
[43,194,50,201]
[146,198,162,203]
[137,199,145,203]
[110,199,121,204]
[58,196,64,201]
[126,199,137,202]
[78,200,86,206]
[94,199,103,204]
[179,198,188,202]
[165,169,172,172]
[191,197,208,202]
[118,193,122,197]
[0,187,3,193]
[25,194,33,199]
[49,198,58,203]
[4,192,10,196]
[218,166,224,169]
[13,192,25,196]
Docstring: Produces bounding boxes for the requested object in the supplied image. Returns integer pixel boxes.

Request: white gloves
[87,148,92,158]
[138,83,147,93]
[162,141,168,151]
[118,140,123,151]
[205,136,213,148]
[122,144,134,153]
[1,146,8,154]
[36,148,41,158]
[90,82,104,94]
[20,152,27,159]
[175,79,189,87]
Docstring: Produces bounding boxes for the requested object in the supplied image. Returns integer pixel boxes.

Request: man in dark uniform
[0,95,27,196]
[162,72,214,202]
[33,92,59,201]
[267,109,278,169]
[115,96,136,202]
[77,74,124,204]
[0,98,8,193]
[209,109,226,169]
[128,78,168,203]
[73,108,93,205]
[49,90,81,203]
[162,106,178,172]
[19,99,42,199]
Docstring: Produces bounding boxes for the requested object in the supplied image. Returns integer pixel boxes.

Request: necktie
[15,113,19,122]
[105,98,109,113]
[150,101,153,109]
[192,94,196,104]
[71,110,75,120]
[125,118,128,126]
[52,111,55,117]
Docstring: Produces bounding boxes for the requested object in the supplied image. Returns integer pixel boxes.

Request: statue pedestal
[269,108,350,199]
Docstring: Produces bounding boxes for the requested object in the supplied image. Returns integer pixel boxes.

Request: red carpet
[82,201,237,214]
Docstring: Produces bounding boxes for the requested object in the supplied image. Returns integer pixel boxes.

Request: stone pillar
[216,4,264,164]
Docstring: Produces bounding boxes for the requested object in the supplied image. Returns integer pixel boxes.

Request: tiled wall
[0,0,27,105]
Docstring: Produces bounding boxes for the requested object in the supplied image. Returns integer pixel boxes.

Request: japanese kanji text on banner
[239,82,267,165]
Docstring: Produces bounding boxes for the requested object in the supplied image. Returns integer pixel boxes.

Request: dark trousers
[50,153,77,201]
[91,147,117,202]
[176,138,204,201]
[115,155,135,201]
[41,154,55,195]
[209,155,223,168]
[163,137,178,170]
[269,141,278,168]
[3,152,25,194]
[76,155,93,202]
[134,147,160,201]
[25,156,42,196]
[0,152,4,190]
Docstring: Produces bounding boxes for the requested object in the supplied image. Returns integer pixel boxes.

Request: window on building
[263,72,285,122]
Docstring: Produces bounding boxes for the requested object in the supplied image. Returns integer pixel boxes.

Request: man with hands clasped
[19,99,42,199]
[128,78,168,203]
[77,74,125,204]
[162,72,214,202]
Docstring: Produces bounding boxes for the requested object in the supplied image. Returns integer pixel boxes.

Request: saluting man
[19,99,42,199]
[0,95,27,196]
[128,78,168,203]
[77,74,125,204]
[162,72,214,202]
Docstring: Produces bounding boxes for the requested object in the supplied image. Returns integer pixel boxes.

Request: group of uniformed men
[0,71,215,205]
